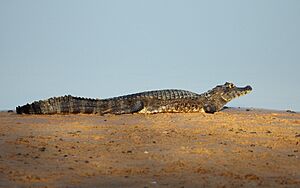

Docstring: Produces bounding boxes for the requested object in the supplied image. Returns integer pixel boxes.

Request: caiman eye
[225,82,235,88]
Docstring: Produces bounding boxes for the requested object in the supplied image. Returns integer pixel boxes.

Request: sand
[0,108,299,187]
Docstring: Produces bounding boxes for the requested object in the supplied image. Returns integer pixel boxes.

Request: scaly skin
[16,82,252,115]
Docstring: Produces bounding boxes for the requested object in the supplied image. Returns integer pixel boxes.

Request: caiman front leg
[203,104,218,114]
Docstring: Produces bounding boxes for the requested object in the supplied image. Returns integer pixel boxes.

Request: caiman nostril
[245,86,252,91]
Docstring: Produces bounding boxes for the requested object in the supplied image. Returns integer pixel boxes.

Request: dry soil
[0,108,300,187]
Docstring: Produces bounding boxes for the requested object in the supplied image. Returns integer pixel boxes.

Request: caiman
[16,82,252,115]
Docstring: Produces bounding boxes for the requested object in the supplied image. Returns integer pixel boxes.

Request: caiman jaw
[240,85,252,96]
[228,85,252,99]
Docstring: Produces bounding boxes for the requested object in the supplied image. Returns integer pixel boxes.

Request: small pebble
[286,110,296,113]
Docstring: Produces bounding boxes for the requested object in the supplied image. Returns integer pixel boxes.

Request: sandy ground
[0,108,300,188]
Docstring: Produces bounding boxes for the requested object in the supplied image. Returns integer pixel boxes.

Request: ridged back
[104,89,200,101]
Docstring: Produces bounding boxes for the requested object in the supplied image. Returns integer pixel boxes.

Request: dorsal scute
[107,89,200,101]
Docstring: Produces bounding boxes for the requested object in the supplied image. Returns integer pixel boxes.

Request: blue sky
[0,0,300,111]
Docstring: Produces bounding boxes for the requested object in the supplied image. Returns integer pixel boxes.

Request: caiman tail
[16,95,102,114]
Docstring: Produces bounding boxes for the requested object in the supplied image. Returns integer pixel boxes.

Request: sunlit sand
[0,108,299,187]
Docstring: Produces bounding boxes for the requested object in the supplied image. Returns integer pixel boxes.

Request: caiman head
[203,82,252,113]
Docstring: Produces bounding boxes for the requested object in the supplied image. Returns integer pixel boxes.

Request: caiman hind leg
[113,100,144,115]
[106,100,145,115]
